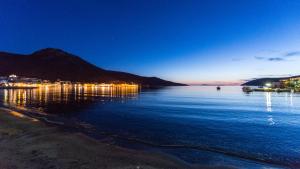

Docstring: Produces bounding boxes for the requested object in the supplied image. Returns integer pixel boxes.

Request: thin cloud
[285,51,300,57]
[231,58,243,61]
[254,50,300,62]
[254,56,285,62]
[268,57,284,61]
[254,56,265,60]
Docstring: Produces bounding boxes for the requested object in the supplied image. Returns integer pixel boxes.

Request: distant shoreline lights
[0,74,139,89]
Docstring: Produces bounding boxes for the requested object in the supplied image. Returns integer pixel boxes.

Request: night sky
[0,0,300,84]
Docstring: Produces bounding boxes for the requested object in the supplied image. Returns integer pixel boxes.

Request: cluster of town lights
[6,83,139,90]
[0,74,139,89]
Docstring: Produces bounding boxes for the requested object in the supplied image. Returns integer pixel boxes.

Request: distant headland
[0,48,186,87]
[242,75,300,86]
[242,75,300,93]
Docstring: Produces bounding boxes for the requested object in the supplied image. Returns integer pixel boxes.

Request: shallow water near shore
[0,86,299,168]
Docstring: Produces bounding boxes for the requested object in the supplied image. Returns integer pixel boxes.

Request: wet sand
[0,108,191,169]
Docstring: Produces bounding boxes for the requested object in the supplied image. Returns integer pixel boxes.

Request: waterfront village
[243,76,300,93]
[0,74,138,89]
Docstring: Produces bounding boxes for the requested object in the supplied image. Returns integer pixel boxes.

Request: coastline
[0,107,190,169]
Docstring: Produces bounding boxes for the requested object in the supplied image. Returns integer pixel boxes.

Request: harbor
[242,76,300,93]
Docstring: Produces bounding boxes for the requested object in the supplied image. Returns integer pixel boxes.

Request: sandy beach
[0,107,192,169]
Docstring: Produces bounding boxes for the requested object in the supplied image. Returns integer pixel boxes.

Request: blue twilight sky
[0,0,300,84]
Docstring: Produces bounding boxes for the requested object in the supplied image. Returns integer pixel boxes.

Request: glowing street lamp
[265,83,272,88]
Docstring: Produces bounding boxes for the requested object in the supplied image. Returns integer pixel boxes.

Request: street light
[265,83,272,88]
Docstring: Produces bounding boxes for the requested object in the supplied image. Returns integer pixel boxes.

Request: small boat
[216,86,221,90]
[242,86,252,92]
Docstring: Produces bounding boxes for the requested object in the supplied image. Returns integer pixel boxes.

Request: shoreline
[0,107,192,169]
[0,106,284,169]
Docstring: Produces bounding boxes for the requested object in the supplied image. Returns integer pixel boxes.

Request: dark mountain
[0,48,186,86]
[242,76,300,86]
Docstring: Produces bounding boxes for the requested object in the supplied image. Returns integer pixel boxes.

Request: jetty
[242,86,292,93]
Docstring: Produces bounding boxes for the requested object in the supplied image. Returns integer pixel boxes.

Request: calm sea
[1,86,300,169]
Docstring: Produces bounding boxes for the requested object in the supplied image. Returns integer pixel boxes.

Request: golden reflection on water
[2,84,139,107]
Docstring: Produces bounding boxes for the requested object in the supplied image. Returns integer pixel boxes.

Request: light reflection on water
[2,84,139,107]
[265,92,272,112]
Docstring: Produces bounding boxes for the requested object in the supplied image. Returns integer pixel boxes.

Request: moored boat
[242,86,253,92]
